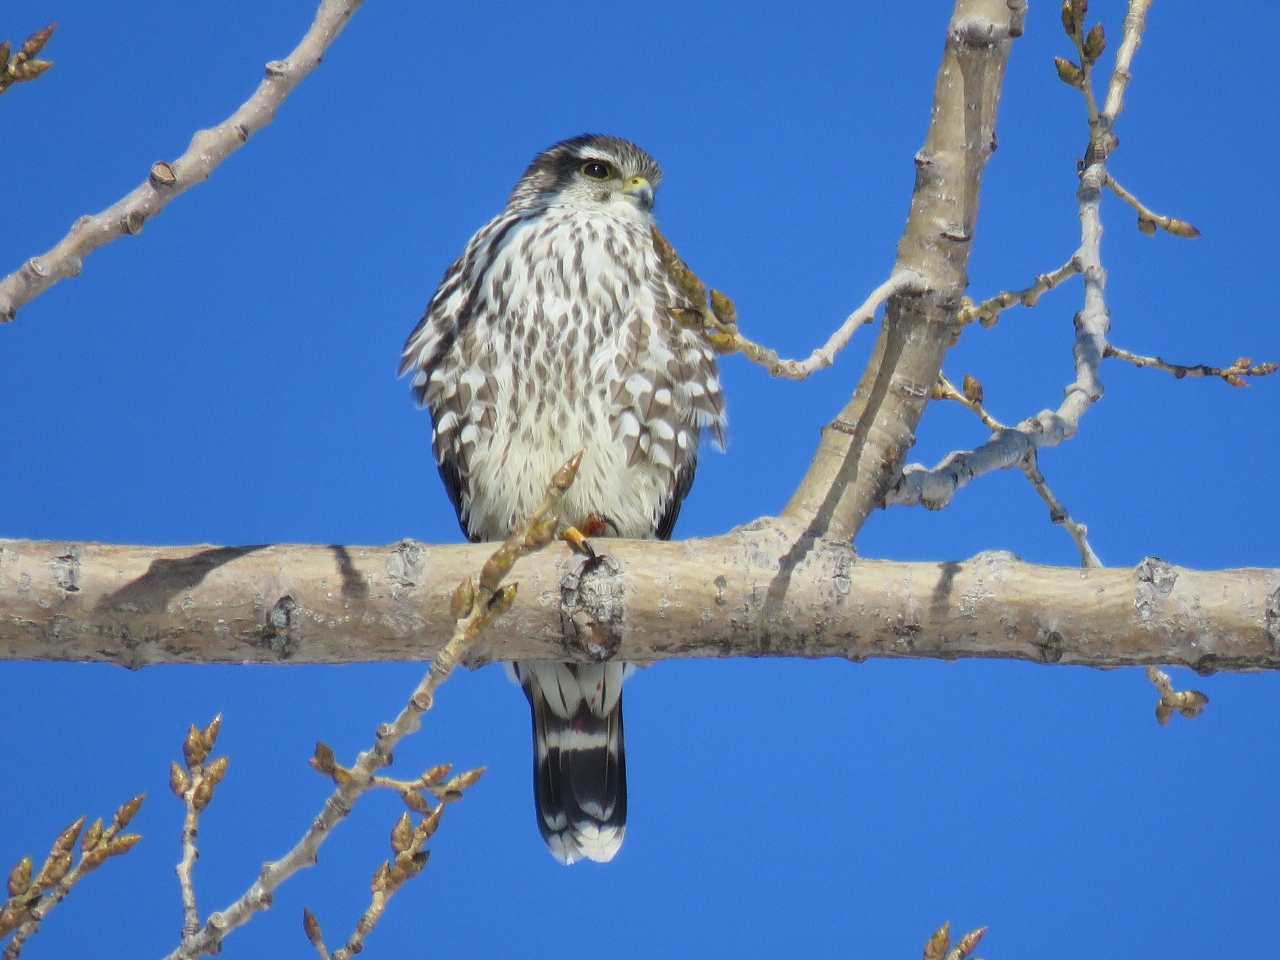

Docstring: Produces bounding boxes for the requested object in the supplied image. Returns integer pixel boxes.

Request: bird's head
[510,134,662,219]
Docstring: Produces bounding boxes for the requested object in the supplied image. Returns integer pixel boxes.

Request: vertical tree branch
[782,0,1026,542]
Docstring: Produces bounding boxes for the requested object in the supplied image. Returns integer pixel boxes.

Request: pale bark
[0,0,366,323]
[782,0,1026,542]
[3,527,1277,673]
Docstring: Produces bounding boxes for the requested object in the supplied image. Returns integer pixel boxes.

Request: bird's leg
[560,515,615,560]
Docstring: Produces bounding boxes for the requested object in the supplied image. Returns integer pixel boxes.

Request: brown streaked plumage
[401,134,726,864]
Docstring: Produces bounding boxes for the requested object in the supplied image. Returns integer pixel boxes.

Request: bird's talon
[562,525,596,559]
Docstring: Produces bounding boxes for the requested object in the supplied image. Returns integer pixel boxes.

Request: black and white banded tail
[506,661,632,864]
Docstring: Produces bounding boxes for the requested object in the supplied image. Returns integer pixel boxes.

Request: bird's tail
[506,661,631,864]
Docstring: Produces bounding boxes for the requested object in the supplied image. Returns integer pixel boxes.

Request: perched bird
[400,135,725,864]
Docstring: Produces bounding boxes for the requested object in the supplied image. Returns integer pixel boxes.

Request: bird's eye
[580,161,612,180]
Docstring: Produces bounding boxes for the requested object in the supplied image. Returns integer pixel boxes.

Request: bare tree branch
[1020,455,1102,569]
[958,254,1081,328]
[1104,344,1277,385]
[160,455,579,959]
[655,227,923,380]
[782,0,1026,543]
[3,528,1278,674]
[886,0,1169,514]
[1105,174,1200,238]
[0,0,365,323]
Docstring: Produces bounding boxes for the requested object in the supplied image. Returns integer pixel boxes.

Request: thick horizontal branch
[2,524,1277,673]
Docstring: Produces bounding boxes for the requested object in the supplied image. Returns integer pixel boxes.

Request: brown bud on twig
[52,816,86,855]
[924,921,952,960]
[35,850,72,888]
[371,861,391,893]
[81,819,104,852]
[950,926,988,960]
[1082,23,1106,63]
[441,767,485,794]
[1137,215,1157,236]
[16,23,55,61]
[113,792,146,832]
[1060,0,1080,37]
[962,374,984,405]
[170,762,191,797]
[202,714,223,751]
[551,450,583,491]
[1164,218,1201,239]
[7,857,32,898]
[450,578,475,620]
[709,289,737,326]
[205,756,229,788]
[310,741,338,777]
[413,804,444,844]
[487,583,518,616]
[303,907,324,948]
[390,812,413,854]
[106,834,142,857]
[421,763,452,785]
[401,789,431,815]
[191,780,214,812]
[1054,57,1084,88]
[183,724,208,769]
[1176,690,1210,719]
[10,59,52,81]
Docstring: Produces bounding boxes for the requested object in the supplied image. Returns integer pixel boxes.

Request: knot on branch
[1134,557,1177,620]
[386,539,425,589]
[262,595,300,659]
[560,554,625,661]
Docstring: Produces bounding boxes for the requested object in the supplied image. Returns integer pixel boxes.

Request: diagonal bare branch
[1105,344,1277,385]
[0,0,365,323]
[161,455,581,960]
[886,0,1169,514]
[782,0,1026,542]
[958,254,1081,328]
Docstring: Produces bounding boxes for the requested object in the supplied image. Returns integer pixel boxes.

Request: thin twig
[0,24,55,95]
[932,369,1101,566]
[1105,345,1277,385]
[163,454,582,960]
[1,796,144,959]
[1101,0,1154,122]
[1105,174,1200,238]
[933,373,1007,431]
[959,255,1081,327]
[169,718,227,945]
[1021,455,1101,568]
[888,0,1155,511]
[1145,665,1209,725]
[653,225,920,380]
[735,273,921,380]
[0,0,365,323]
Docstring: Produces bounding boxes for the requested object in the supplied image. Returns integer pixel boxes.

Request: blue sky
[3,1,1278,957]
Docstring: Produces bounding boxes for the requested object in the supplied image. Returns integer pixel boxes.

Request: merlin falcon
[400,134,726,864]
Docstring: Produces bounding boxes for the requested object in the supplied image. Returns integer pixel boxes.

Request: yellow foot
[561,525,596,560]
[561,515,615,560]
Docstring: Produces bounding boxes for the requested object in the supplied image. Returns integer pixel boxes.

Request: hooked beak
[623,176,655,211]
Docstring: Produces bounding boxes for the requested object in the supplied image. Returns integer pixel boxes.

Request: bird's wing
[607,234,727,539]
[400,211,529,538]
